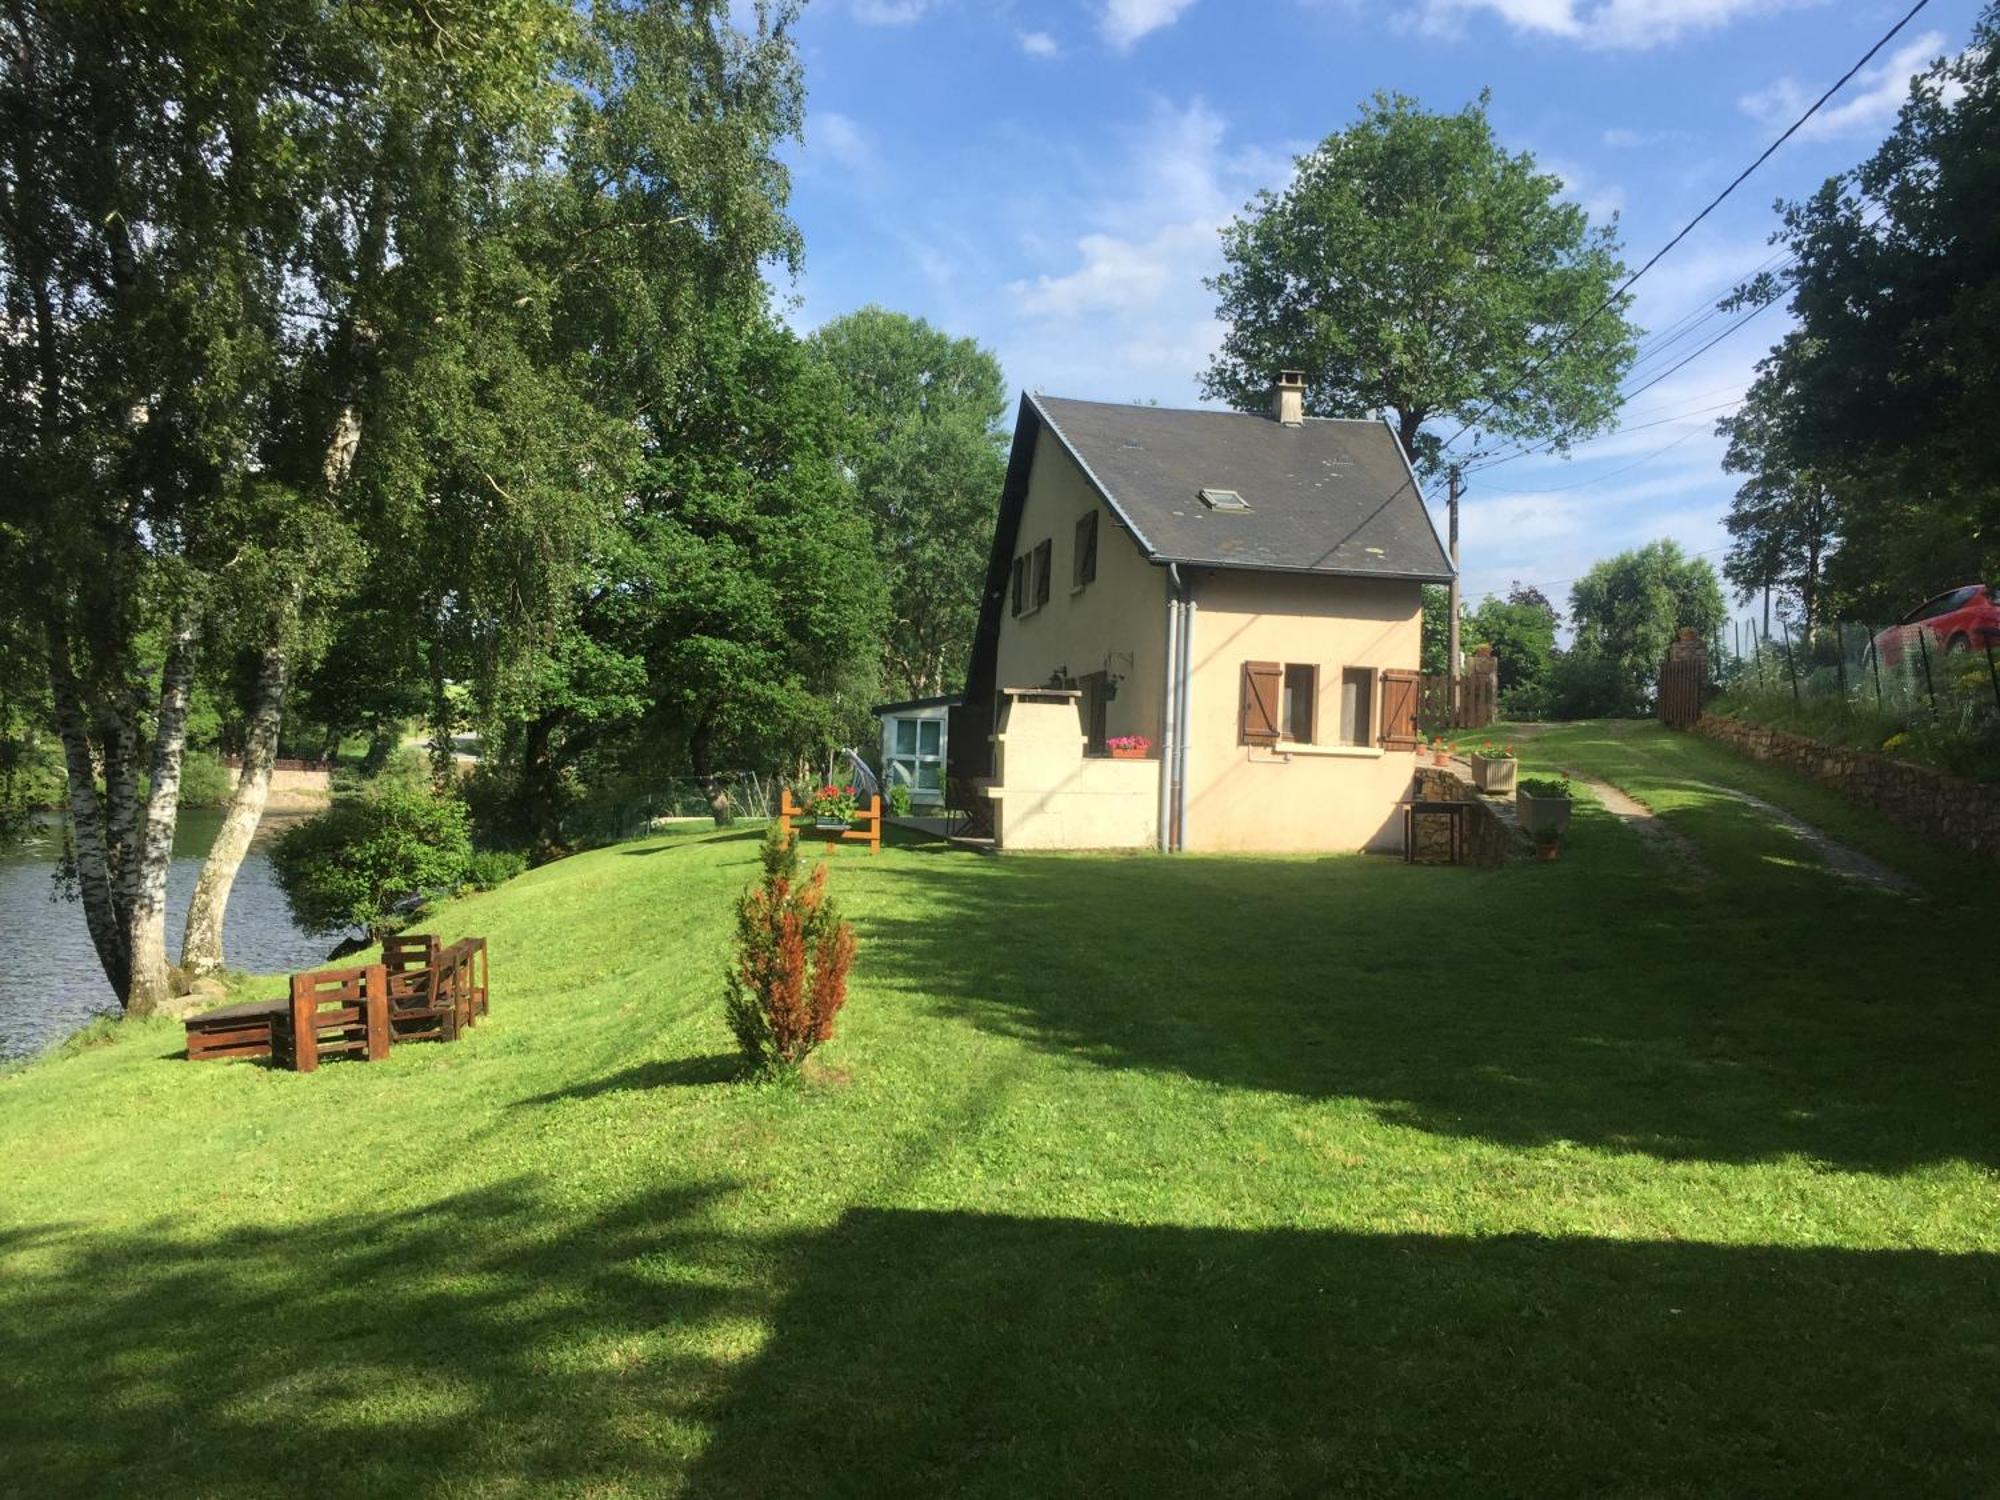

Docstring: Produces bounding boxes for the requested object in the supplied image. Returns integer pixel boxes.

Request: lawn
[2,723,1996,1497]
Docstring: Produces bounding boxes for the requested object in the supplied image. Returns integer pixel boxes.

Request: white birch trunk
[125,615,198,1018]
[180,632,287,976]
[45,619,130,999]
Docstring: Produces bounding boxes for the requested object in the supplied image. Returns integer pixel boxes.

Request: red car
[1873,584,2000,666]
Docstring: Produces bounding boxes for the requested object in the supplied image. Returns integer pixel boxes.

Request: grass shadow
[694,1208,2000,1496]
[852,812,1999,1170]
[514,1052,741,1105]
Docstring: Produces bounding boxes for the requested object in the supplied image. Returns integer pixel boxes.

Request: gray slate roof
[1030,394,1453,583]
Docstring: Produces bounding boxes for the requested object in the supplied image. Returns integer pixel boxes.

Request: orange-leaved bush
[722,821,856,1074]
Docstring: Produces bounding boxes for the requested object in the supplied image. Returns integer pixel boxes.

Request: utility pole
[1446,466,1463,702]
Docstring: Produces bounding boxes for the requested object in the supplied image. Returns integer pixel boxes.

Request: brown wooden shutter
[1034,539,1052,607]
[1240,661,1281,746]
[1075,511,1098,585]
[1010,556,1025,617]
[1378,669,1420,750]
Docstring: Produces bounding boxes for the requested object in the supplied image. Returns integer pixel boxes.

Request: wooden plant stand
[778,788,883,854]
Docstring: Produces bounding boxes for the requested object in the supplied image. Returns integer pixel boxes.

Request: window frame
[1073,510,1099,588]
[1336,666,1375,748]
[1280,663,1319,745]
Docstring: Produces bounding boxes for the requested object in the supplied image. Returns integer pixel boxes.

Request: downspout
[1175,578,1196,852]
[1159,569,1181,853]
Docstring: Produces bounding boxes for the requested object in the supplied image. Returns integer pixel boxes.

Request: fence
[560,771,779,846]
[1417,654,1500,733]
[1701,616,2000,778]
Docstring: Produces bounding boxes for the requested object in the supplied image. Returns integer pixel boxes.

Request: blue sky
[768,0,1986,617]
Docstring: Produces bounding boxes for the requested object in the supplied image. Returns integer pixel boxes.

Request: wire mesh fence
[1710,616,2000,777]
[560,771,781,847]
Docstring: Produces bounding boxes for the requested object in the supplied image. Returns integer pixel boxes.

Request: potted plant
[1516,774,1572,839]
[1532,825,1561,862]
[1426,733,1453,767]
[1470,740,1517,794]
[1106,734,1152,761]
[807,783,859,831]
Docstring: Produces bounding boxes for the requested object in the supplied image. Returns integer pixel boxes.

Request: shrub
[1547,648,1634,719]
[271,779,472,934]
[722,822,855,1075]
[886,782,912,817]
[464,849,527,892]
[176,750,233,808]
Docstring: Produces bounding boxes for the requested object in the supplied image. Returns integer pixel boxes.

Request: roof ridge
[1031,392,1390,426]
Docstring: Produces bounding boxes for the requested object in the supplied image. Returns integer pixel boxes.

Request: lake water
[0,810,333,1062]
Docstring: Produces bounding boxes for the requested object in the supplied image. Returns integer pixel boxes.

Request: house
[952,373,1454,853]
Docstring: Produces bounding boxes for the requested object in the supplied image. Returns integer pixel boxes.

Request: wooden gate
[1657,636,1707,730]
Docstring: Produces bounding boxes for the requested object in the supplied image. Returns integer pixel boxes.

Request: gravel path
[1561,771,1707,873]
[1685,782,1919,895]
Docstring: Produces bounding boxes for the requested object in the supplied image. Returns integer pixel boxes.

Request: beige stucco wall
[992,439,1169,748]
[1182,570,1423,853]
[990,693,1159,851]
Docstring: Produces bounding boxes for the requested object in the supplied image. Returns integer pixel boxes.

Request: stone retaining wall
[1410,765,1519,866]
[1693,713,2000,860]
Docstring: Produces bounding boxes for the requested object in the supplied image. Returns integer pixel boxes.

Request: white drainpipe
[1159,568,1182,852]
[1175,583,1196,852]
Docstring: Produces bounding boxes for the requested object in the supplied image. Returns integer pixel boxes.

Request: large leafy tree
[1731,13,1999,618]
[1714,346,1840,637]
[1468,586,1559,698]
[808,307,1009,698]
[1203,91,1638,476]
[1569,541,1725,711]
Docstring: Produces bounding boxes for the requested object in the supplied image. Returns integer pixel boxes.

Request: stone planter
[1515,788,1572,838]
[1471,756,1516,795]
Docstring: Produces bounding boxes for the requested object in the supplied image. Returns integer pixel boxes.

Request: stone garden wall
[1694,713,2000,861]
[1410,765,1519,866]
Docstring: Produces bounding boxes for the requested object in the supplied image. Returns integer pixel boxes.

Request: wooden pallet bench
[183,933,490,1070]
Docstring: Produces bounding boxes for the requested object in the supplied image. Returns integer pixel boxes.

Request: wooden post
[867,793,882,854]
[1917,627,1937,715]
[364,963,389,1062]
[289,973,318,1074]
[778,786,796,843]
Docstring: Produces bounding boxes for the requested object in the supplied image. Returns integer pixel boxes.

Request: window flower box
[1106,735,1152,761]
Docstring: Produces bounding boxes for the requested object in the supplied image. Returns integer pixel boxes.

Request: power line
[1431,0,1935,467]
[1466,397,1741,476]
[1479,426,1715,496]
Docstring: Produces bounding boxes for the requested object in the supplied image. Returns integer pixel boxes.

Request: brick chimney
[1272,370,1306,427]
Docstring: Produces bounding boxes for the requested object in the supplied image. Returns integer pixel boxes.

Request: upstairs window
[1074,511,1099,587]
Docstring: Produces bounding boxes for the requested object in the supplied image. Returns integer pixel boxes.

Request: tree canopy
[1720,9,1999,624]
[809,307,1009,698]
[1568,541,1725,712]
[1203,91,1639,476]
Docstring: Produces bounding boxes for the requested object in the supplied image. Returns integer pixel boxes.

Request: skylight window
[1199,487,1250,512]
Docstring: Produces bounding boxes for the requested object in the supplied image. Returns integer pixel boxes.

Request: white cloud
[813,112,876,174]
[1409,0,1806,51]
[1601,126,1689,149]
[1101,0,1198,50]
[1019,29,1061,58]
[1740,32,1946,142]
[852,0,930,23]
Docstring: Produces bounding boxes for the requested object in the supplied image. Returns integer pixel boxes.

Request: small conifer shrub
[722,822,856,1074]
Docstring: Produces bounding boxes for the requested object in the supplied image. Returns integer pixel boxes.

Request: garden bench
[182,933,490,1068]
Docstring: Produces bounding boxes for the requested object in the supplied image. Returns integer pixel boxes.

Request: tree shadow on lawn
[514,1052,741,1104]
[6,1186,1994,1497]
[854,806,2000,1171]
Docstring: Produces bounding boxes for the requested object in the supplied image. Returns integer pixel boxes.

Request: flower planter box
[1471,757,1516,795]
[1107,745,1151,761]
[1515,788,1572,837]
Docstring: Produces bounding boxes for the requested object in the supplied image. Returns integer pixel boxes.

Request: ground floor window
[886,716,944,800]
[1338,667,1375,746]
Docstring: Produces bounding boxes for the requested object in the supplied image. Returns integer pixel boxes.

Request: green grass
[3,726,1998,1496]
